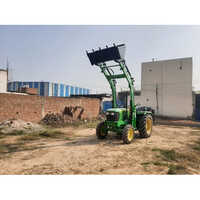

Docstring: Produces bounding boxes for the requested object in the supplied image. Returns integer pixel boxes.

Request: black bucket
[87,44,126,65]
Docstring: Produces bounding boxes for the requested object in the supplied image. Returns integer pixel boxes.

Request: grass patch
[192,146,200,151]
[39,130,63,138]
[64,136,74,140]
[152,148,177,161]
[83,121,100,129]
[141,161,168,167]
[0,134,5,139]
[190,130,200,136]
[19,133,40,141]
[0,129,26,139]
[0,141,34,157]
[153,161,168,166]
[141,162,151,166]
[7,129,26,136]
[141,162,151,170]
[63,120,100,129]
[167,164,186,175]
[152,147,199,174]
[191,139,200,151]
[18,129,68,141]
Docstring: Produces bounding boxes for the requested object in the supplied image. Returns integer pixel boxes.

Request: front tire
[96,121,108,139]
[122,125,134,144]
[138,114,153,138]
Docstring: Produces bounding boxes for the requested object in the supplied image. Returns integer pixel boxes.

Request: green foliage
[141,162,150,166]
[152,148,177,161]
[153,161,168,166]
[18,129,65,141]
[7,130,25,136]
[192,139,200,151]
[0,141,32,155]
[167,164,186,175]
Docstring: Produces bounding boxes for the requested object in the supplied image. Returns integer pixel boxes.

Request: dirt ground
[0,122,200,175]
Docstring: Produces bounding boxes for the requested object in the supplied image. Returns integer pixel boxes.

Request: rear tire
[96,121,108,139]
[138,114,153,138]
[122,125,134,144]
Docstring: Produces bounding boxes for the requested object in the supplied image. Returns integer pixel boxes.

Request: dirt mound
[0,119,44,134]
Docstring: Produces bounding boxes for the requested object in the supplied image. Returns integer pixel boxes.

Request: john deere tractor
[86,44,153,144]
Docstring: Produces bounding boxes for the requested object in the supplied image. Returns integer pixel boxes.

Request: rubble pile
[0,119,44,134]
[41,113,65,126]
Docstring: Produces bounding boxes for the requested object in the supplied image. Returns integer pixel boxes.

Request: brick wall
[0,93,100,122]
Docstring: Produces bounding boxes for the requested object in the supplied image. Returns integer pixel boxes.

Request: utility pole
[156,83,159,114]
[6,57,9,91]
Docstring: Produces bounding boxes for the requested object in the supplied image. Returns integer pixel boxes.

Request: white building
[134,57,193,118]
[0,69,8,93]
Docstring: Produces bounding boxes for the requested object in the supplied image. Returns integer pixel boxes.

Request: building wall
[0,93,100,122]
[139,57,193,118]
[8,81,90,97]
[0,70,7,93]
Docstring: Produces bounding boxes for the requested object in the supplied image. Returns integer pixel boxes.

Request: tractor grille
[106,112,119,121]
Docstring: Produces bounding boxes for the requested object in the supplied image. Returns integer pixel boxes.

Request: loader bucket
[87,44,126,65]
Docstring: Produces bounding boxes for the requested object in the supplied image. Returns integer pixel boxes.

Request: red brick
[0,94,100,122]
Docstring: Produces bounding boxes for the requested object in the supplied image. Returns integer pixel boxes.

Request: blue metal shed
[53,83,58,96]
[75,87,79,95]
[70,86,74,95]
[79,88,83,95]
[28,82,33,88]
[34,82,38,89]
[65,85,69,97]
[7,81,90,97]
[103,101,112,112]
[60,84,64,97]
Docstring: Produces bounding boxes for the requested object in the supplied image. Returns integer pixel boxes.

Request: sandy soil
[0,124,200,175]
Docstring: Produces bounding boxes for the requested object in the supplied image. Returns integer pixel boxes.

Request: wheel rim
[146,118,152,135]
[128,128,134,141]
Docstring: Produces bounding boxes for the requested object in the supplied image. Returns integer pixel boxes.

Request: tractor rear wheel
[122,125,135,144]
[138,114,153,138]
[96,121,108,139]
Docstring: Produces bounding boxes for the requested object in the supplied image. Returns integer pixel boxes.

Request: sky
[0,25,200,93]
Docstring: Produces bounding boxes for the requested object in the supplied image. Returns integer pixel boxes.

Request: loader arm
[86,44,136,128]
[99,63,117,108]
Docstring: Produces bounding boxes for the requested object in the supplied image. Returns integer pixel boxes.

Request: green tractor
[86,44,153,144]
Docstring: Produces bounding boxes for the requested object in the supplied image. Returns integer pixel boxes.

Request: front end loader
[86,44,153,144]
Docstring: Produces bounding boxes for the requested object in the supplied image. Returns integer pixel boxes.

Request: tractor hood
[106,108,127,113]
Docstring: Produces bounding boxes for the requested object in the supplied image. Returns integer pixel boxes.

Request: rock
[0,119,44,134]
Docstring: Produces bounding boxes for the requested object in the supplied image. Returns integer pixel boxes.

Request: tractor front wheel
[122,125,134,144]
[138,114,153,138]
[96,121,108,139]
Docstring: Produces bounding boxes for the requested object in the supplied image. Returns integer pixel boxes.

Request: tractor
[86,44,154,144]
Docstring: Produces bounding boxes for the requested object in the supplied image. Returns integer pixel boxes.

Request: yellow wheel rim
[146,118,152,135]
[128,128,134,141]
